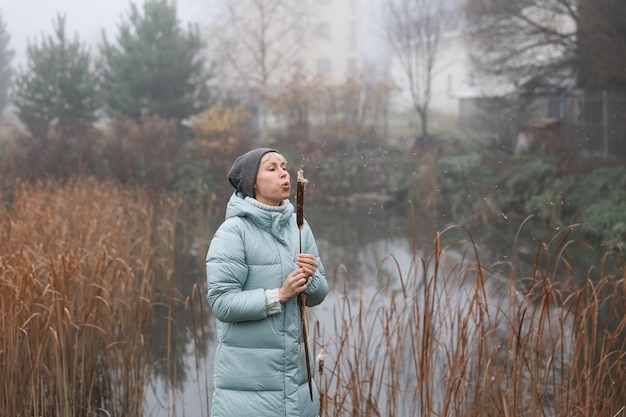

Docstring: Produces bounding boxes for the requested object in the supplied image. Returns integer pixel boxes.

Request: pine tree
[99,0,212,121]
[12,15,99,139]
[0,10,14,117]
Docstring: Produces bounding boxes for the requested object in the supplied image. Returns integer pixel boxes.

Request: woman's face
[254,152,290,206]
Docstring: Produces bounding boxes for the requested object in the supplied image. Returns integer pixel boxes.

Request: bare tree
[464,0,578,87]
[577,0,626,91]
[267,74,391,151]
[210,0,307,144]
[383,0,447,147]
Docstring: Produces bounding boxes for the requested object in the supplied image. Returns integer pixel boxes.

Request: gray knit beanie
[227,148,277,198]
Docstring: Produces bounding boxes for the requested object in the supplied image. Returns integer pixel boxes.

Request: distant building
[211,0,389,90]
[208,0,392,146]
[302,0,363,83]
[388,8,473,118]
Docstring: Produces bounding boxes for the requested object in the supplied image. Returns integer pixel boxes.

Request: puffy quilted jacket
[206,192,328,417]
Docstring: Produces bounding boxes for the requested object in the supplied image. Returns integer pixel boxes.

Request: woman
[206,148,329,417]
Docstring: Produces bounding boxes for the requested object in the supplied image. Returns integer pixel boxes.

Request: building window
[348,21,357,50]
[317,58,332,77]
[349,0,358,14]
[347,58,357,77]
[293,59,304,75]
[314,22,331,40]
[294,25,305,44]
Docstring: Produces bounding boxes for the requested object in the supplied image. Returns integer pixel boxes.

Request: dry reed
[29,176,620,417]
[313,217,626,417]
[0,177,181,416]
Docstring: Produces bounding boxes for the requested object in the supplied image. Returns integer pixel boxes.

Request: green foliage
[12,15,99,139]
[527,166,626,247]
[0,11,14,116]
[493,156,555,214]
[440,151,625,249]
[438,154,558,222]
[99,0,212,121]
[311,148,418,200]
[526,176,570,221]
[437,153,490,220]
[566,167,626,247]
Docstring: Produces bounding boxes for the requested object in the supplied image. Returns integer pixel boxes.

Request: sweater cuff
[265,289,283,315]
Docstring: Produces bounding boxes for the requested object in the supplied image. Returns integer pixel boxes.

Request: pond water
[144,199,607,416]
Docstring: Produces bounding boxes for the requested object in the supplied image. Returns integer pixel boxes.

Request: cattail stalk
[296,169,313,401]
[296,169,307,249]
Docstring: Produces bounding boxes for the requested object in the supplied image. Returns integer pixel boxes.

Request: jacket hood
[225,192,295,243]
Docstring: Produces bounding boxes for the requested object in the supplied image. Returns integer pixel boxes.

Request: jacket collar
[226,192,295,243]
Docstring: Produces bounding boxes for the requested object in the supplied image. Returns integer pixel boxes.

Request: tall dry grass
[0,177,181,416]
[17,177,621,416]
[314,219,626,417]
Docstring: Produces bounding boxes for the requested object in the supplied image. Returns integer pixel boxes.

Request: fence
[459,91,626,160]
[553,91,626,159]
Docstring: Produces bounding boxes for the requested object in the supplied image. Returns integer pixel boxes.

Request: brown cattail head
[296,169,308,229]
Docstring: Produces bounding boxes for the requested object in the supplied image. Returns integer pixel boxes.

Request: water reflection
[145,201,432,416]
[144,201,612,416]
[306,202,438,288]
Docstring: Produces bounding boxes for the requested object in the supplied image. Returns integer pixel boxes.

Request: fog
[2,0,209,67]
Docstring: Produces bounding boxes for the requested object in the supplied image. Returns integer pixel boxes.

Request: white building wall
[429,31,472,115]
[214,0,385,88]
[297,0,367,84]
[385,18,474,118]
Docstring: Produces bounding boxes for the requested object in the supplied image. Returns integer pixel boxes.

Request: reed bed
[314,222,626,417]
[0,177,181,416]
[7,177,623,417]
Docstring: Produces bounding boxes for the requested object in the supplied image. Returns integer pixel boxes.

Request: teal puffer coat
[206,192,328,417]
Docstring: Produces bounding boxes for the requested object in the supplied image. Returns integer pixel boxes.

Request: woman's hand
[279,268,309,303]
[278,254,318,303]
[296,253,318,279]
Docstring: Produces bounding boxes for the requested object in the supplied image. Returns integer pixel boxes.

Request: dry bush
[2,129,100,180]
[267,75,391,153]
[188,104,252,154]
[103,113,182,189]
[188,104,255,182]
[0,177,181,416]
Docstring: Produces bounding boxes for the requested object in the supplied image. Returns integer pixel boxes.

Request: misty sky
[3,0,210,67]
